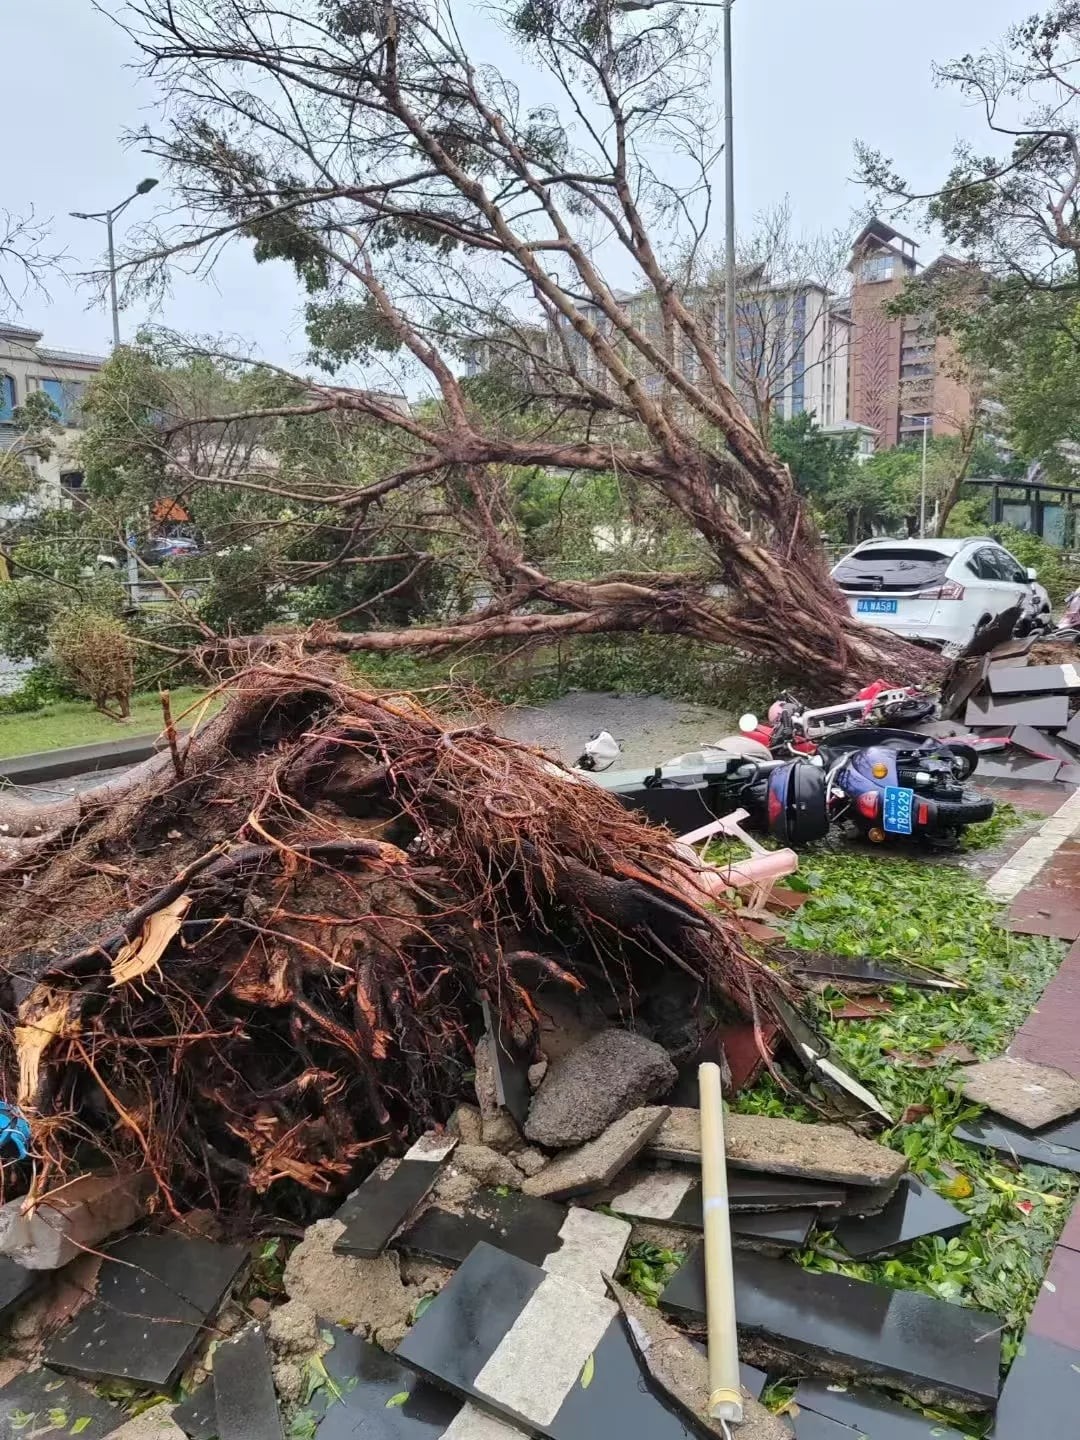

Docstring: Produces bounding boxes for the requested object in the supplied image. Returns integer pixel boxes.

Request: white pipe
[699,1062,743,1425]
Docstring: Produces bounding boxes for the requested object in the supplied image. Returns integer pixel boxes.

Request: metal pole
[723,0,736,392]
[919,419,929,538]
[106,209,121,350]
[699,1062,742,1428]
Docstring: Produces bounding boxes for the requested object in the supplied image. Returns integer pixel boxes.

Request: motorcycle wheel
[941,742,980,781]
[929,793,995,827]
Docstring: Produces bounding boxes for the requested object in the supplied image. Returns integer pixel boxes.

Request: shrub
[988,525,1080,604]
[48,608,135,720]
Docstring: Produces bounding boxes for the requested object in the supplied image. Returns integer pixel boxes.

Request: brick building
[847,219,976,450]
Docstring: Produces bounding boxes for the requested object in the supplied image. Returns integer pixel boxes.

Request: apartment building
[0,322,105,511]
[847,220,976,449]
[550,274,851,430]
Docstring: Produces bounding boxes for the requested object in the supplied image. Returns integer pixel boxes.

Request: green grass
[0,687,216,758]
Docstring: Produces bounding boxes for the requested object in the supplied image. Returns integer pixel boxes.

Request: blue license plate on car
[883,786,915,834]
[857,598,898,614]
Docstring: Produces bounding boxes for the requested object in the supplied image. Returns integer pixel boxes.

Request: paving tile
[1027,1246,1080,1349]
[307,1326,468,1440]
[1004,886,1080,940]
[990,1332,1080,1437]
[481,999,532,1130]
[771,948,961,990]
[989,664,1080,697]
[609,1167,846,1225]
[789,1414,851,1438]
[793,1379,969,1438]
[833,1176,968,1259]
[0,1257,39,1320]
[971,756,1064,784]
[1058,1199,1080,1253]
[953,1114,1080,1174]
[397,1190,630,1294]
[610,1284,790,1440]
[333,1135,457,1259]
[0,1367,121,1440]
[1058,762,1080,786]
[44,1234,247,1390]
[728,1209,817,1253]
[396,1242,699,1439]
[1009,724,1080,765]
[1009,936,1080,1077]
[965,694,1071,728]
[958,1055,1080,1129]
[171,1385,215,1440]
[213,1326,281,1440]
[1064,711,1080,748]
[659,1246,1002,1410]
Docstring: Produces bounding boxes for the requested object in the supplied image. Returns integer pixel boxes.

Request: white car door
[963,546,1023,628]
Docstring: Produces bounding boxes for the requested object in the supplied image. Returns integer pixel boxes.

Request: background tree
[859,1,1080,477]
[90,0,935,692]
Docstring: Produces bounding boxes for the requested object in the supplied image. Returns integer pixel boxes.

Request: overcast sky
[0,0,1029,373]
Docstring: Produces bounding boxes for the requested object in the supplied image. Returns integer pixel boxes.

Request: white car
[832,536,1049,650]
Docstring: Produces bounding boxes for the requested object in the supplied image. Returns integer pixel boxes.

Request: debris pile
[0,664,786,1216]
[940,636,1080,785]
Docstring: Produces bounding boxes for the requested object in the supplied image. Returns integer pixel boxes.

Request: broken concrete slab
[43,1233,246,1390]
[832,1176,968,1260]
[793,1379,969,1438]
[771,948,961,990]
[398,1190,630,1296]
[0,1367,121,1440]
[452,1146,523,1190]
[727,1209,817,1254]
[524,1031,677,1149]
[957,1055,1080,1130]
[334,1135,458,1259]
[396,1241,703,1440]
[647,1109,907,1189]
[954,1114,1080,1175]
[968,755,1064,784]
[608,1167,846,1225]
[283,1219,424,1349]
[108,1406,188,1440]
[659,1246,1001,1411]
[213,1326,282,1440]
[0,1172,154,1271]
[521,1106,670,1200]
[609,1280,790,1440]
[964,694,1071,729]
[1064,711,1080,749]
[989,663,1080,697]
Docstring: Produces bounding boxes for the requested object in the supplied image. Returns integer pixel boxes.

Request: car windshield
[833,547,951,593]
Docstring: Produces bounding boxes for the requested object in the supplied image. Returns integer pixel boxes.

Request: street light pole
[612,0,736,388]
[920,417,929,539]
[70,178,158,350]
[722,0,736,392]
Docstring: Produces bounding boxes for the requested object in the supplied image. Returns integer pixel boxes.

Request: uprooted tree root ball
[0,665,786,1219]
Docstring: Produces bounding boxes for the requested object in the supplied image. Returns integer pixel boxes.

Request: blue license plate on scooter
[883,786,915,834]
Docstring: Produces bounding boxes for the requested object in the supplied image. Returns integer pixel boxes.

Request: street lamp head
[69,211,94,221]
[135,177,159,195]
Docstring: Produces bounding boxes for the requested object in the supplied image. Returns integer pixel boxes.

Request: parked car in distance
[142,534,202,565]
[832,536,1049,649]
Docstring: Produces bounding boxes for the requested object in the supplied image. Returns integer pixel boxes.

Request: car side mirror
[1026,567,1039,582]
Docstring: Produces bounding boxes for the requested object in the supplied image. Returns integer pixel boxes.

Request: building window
[60,470,84,493]
[901,363,933,379]
[0,375,15,424]
[790,295,807,414]
[859,252,895,283]
[36,378,87,425]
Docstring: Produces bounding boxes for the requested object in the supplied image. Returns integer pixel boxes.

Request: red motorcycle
[740,681,937,754]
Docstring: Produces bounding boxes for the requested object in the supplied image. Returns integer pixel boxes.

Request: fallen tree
[83,0,942,693]
[0,665,785,1217]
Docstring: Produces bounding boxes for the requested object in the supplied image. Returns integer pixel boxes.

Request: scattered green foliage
[737,847,1077,1370]
[619,1241,686,1307]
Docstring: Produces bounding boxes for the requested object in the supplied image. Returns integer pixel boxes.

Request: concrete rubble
[524,1030,678,1148]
